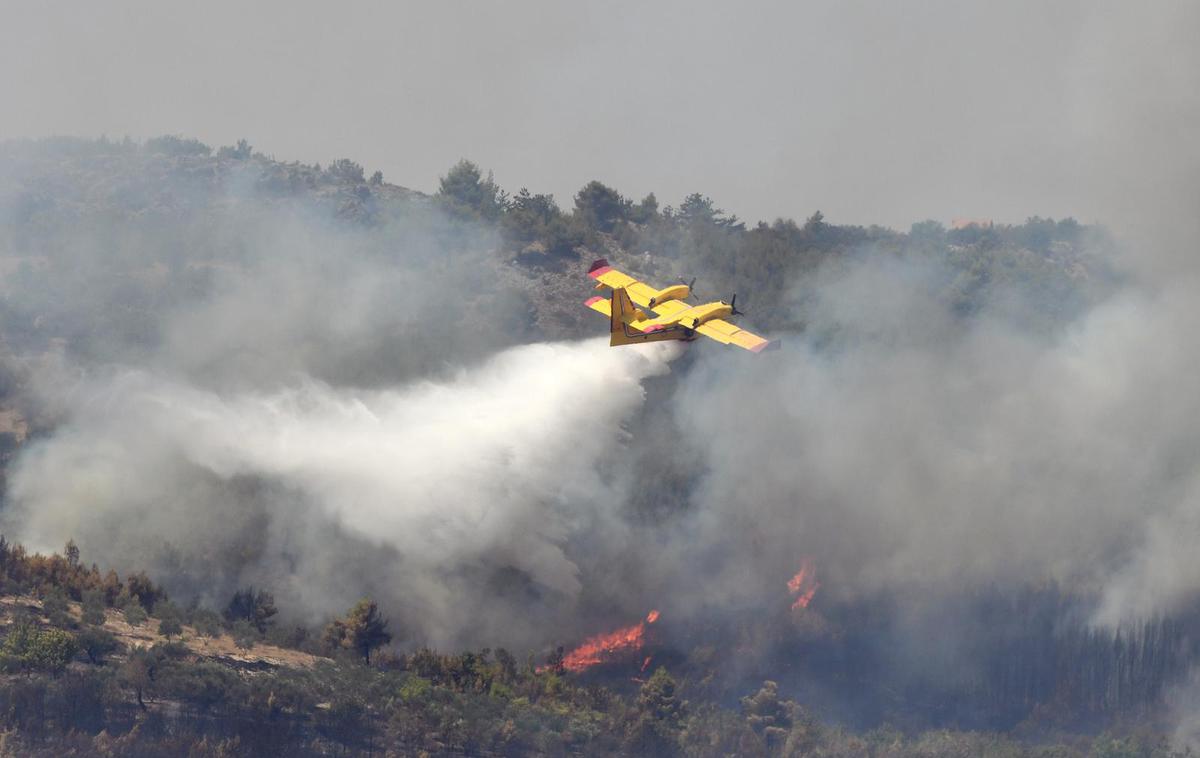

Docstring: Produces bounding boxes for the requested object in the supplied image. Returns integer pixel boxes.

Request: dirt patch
[0,595,325,670]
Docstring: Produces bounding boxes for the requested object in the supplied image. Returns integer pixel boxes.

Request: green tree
[224,587,278,633]
[2,622,78,674]
[100,570,123,606]
[64,538,80,568]
[27,628,78,673]
[574,180,629,232]
[501,187,585,257]
[623,667,687,756]
[145,135,212,156]
[157,603,183,640]
[909,219,946,244]
[81,589,106,626]
[232,619,259,650]
[629,192,660,224]
[190,608,222,638]
[502,187,563,247]
[124,571,166,612]
[323,598,393,664]
[639,667,685,726]
[217,138,253,160]
[77,626,120,664]
[437,159,506,221]
[801,209,826,235]
[677,193,733,227]
[327,158,365,183]
[741,680,805,752]
[119,651,152,710]
[1016,215,1058,253]
[41,587,72,628]
[124,601,147,626]
[0,620,36,671]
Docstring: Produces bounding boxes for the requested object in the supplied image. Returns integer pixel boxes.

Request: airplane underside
[609,321,695,347]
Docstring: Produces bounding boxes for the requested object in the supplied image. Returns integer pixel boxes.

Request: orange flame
[787,558,820,610]
[559,609,660,673]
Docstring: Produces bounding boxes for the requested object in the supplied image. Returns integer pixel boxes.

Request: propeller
[681,276,697,290]
[730,294,744,316]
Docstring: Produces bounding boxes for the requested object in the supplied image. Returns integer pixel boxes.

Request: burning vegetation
[787,559,820,611]
[552,610,661,673]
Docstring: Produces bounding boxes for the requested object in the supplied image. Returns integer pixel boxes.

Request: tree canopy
[437,159,506,221]
[323,598,393,664]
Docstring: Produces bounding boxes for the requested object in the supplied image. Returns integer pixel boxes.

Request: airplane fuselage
[644,301,734,332]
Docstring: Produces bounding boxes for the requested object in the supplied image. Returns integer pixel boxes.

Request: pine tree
[323,598,393,664]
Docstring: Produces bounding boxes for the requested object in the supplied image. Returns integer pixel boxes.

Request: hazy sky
[3,1,1196,230]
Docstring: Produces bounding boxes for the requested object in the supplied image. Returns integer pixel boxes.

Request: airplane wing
[648,299,689,318]
[694,318,773,353]
[587,260,659,307]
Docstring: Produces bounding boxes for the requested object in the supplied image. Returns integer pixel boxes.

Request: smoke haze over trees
[0,129,1196,747]
[0,1,1197,753]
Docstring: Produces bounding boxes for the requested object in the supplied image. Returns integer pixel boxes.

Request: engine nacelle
[648,284,690,308]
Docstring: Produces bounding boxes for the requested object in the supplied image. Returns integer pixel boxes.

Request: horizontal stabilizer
[584,295,611,316]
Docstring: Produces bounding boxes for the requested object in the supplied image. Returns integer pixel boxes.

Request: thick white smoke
[6,338,679,647]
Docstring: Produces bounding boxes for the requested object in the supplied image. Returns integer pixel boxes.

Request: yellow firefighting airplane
[585,259,774,353]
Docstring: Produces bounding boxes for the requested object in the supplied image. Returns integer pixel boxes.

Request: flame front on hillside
[561,610,660,673]
[788,558,819,610]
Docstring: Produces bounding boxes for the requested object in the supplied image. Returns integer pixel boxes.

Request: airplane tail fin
[608,287,685,346]
[609,286,637,334]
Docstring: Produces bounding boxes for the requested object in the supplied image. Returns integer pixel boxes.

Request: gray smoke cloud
[663,253,1200,627]
[615,1,1200,646]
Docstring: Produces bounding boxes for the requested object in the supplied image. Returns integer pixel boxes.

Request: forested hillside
[0,136,1109,371]
[0,537,1184,757]
[0,136,1188,757]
